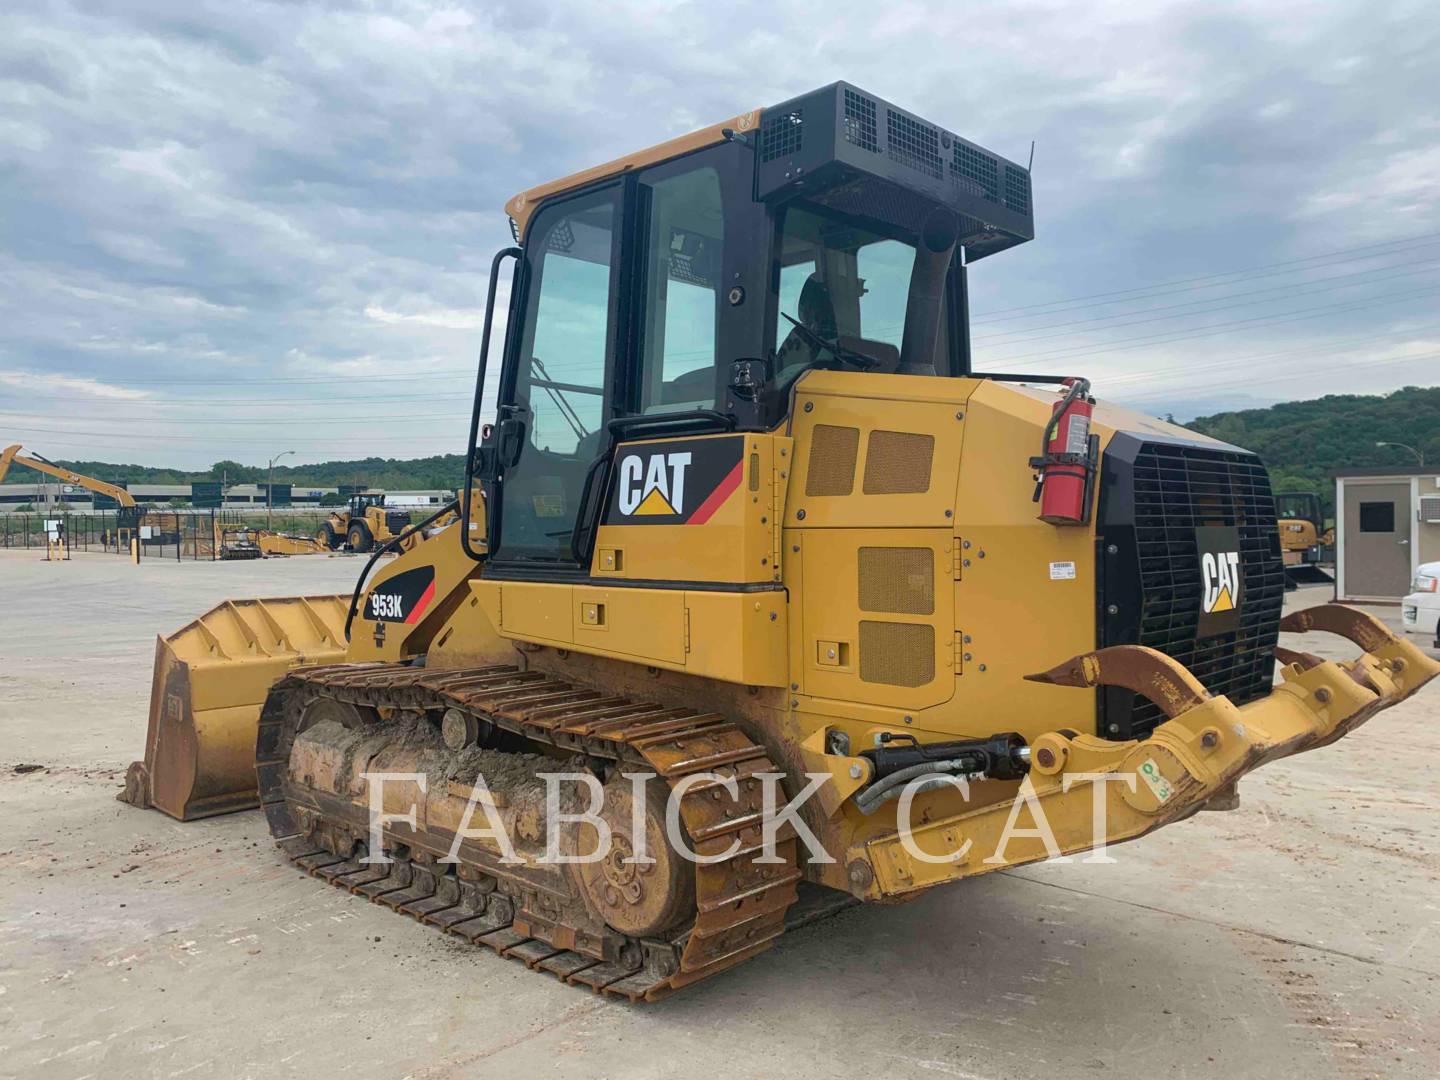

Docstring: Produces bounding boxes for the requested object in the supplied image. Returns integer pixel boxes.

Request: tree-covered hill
[1184,384,1440,512]
[3,453,468,492]
[8,386,1436,515]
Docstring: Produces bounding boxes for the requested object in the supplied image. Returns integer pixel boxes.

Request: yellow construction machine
[257,530,330,556]
[1276,490,1335,587]
[219,527,331,559]
[316,491,412,552]
[1,442,144,547]
[121,83,1438,1001]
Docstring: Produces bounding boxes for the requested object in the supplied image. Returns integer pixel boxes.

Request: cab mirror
[496,415,527,469]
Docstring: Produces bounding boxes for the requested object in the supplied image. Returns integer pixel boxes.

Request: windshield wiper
[780,313,879,371]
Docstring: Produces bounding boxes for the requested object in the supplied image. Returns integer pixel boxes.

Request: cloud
[364,304,484,331]
[0,371,152,400]
[0,0,1435,467]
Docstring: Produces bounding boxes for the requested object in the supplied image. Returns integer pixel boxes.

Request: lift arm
[0,443,137,507]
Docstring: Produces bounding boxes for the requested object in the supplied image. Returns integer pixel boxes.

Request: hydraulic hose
[854,758,977,816]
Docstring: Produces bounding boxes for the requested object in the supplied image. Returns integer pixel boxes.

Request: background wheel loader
[315,491,412,552]
[122,82,1439,1002]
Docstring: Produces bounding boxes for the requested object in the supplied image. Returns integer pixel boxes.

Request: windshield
[770,205,949,388]
[1276,494,1317,522]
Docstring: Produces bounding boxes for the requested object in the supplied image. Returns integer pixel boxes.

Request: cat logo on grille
[1195,525,1244,637]
[1202,552,1240,613]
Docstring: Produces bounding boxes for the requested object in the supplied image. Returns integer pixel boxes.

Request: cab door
[489,184,624,569]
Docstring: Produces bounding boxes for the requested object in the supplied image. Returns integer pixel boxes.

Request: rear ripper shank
[121,82,1439,1000]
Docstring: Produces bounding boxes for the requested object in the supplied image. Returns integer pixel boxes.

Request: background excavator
[121,83,1438,1001]
[1276,490,1335,587]
[1,442,144,548]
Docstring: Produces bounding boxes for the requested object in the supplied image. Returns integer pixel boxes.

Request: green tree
[1185,385,1440,516]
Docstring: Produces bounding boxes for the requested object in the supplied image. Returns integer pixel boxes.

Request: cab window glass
[497,189,617,563]
[637,166,724,415]
[521,201,615,454]
[771,206,949,389]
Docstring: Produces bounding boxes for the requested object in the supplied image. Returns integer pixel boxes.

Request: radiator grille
[807,424,859,496]
[859,621,935,686]
[1118,443,1285,736]
[863,430,934,494]
[858,547,934,614]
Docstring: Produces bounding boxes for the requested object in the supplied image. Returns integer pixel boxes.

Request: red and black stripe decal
[364,565,437,624]
[685,460,744,525]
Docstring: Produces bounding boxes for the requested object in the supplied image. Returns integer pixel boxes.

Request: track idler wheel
[571,774,695,938]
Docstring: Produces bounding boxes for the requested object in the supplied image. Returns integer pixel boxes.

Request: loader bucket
[121,595,349,820]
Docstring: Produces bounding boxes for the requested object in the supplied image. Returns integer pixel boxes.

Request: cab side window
[497,188,618,562]
[636,166,724,415]
[519,197,616,455]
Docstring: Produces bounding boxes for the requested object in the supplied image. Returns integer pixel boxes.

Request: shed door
[1344,482,1412,598]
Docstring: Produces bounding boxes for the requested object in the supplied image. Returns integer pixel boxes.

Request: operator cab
[472,82,1033,570]
[1276,492,1323,528]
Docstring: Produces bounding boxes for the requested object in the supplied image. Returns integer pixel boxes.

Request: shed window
[1358,502,1395,533]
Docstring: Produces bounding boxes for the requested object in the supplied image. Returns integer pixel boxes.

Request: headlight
[1414,574,1439,593]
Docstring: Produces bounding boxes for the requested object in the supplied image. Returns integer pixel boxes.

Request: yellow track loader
[122,83,1438,1001]
[1276,490,1335,587]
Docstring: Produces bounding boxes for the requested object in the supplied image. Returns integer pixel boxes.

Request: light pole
[1375,441,1425,467]
[267,450,295,529]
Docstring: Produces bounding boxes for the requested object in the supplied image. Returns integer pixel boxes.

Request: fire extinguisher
[1030,377,1094,526]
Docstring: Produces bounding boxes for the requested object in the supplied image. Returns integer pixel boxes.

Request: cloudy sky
[2,0,1437,469]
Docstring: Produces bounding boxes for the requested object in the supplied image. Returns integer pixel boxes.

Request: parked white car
[1402,561,1440,647]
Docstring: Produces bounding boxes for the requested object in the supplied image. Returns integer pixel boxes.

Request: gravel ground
[2,549,1437,1079]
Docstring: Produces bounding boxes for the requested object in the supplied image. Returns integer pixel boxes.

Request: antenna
[1028,140,1036,172]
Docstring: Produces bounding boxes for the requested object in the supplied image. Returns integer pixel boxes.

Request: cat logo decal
[1195,526,1244,637]
[607,436,744,526]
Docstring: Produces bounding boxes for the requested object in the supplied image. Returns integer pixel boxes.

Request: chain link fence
[0,507,398,560]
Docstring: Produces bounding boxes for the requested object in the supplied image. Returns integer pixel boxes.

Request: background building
[1334,466,1440,601]
[0,482,452,511]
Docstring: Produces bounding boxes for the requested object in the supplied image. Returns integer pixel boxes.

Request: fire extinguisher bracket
[1029,435,1100,525]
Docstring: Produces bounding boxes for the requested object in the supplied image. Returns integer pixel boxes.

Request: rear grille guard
[1098,437,1286,739]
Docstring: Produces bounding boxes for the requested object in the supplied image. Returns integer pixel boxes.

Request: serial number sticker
[1049,561,1076,580]
[1138,758,1174,804]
